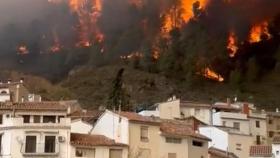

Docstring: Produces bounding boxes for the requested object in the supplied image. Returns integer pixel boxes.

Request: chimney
[276,108,279,113]
[242,103,250,116]
[226,98,231,106]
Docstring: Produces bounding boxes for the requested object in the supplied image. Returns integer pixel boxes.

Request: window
[109,149,122,158]
[23,115,30,123]
[192,140,203,147]
[1,91,7,94]
[140,126,149,142]
[233,122,240,130]
[236,143,242,151]
[0,115,2,124]
[75,148,84,157]
[256,121,260,128]
[43,116,56,123]
[45,136,56,153]
[276,150,279,155]
[33,116,40,123]
[256,135,261,145]
[165,137,182,144]
[0,134,2,154]
[269,119,273,124]
[269,131,274,138]
[168,153,177,158]
[25,136,37,153]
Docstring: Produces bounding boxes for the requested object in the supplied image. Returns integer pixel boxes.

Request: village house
[0,79,41,103]
[199,125,253,158]
[248,111,267,145]
[208,147,238,158]
[70,133,128,158]
[0,101,71,158]
[92,110,210,158]
[267,110,280,144]
[69,109,103,134]
[139,97,212,124]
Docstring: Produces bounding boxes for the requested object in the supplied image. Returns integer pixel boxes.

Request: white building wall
[273,144,280,158]
[212,112,222,126]
[0,116,71,158]
[158,99,181,119]
[181,107,211,124]
[92,111,129,144]
[71,120,93,134]
[199,126,228,151]
[70,146,128,158]
[138,110,159,117]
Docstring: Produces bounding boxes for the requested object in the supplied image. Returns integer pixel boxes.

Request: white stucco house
[199,125,253,158]
[0,102,71,158]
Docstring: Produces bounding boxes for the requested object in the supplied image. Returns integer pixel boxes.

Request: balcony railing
[20,142,60,156]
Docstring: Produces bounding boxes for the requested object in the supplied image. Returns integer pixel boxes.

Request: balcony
[0,117,71,129]
[21,142,60,156]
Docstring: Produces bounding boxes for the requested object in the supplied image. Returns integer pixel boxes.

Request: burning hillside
[0,0,278,83]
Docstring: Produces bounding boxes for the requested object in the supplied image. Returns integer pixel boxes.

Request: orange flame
[249,21,271,43]
[202,68,224,82]
[227,31,238,58]
[69,0,104,47]
[162,0,208,33]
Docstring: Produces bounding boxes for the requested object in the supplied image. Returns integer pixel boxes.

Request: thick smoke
[204,0,280,39]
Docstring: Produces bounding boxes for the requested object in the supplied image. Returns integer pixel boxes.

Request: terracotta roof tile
[160,120,211,141]
[250,145,272,157]
[69,110,103,123]
[180,101,211,108]
[71,133,127,147]
[0,102,68,111]
[208,147,238,158]
[118,111,160,125]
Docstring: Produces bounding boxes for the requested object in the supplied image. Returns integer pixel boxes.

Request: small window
[140,126,149,142]
[23,115,30,123]
[165,137,182,144]
[45,136,56,153]
[276,150,279,155]
[0,115,2,124]
[256,121,260,128]
[25,136,37,153]
[168,153,177,158]
[192,140,203,147]
[269,119,273,124]
[256,135,261,145]
[43,116,56,123]
[0,134,2,154]
[269,131,274,138]
[33,116,40,123]
[75,148,84,157]
[236,143,242,150]
[1,91,7,94]
[233,122,240,130]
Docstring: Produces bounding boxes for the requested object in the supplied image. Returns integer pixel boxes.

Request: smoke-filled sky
[0,0,54,29]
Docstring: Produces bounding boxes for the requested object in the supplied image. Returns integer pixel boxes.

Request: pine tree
[107,68,132,111]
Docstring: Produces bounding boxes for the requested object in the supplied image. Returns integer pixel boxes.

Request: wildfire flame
[163,0,208,33]
[17,45,29,55]
[202,68,224,82]
[69,0,104,47]
[227,31,238,58]
[249,21,271,43]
